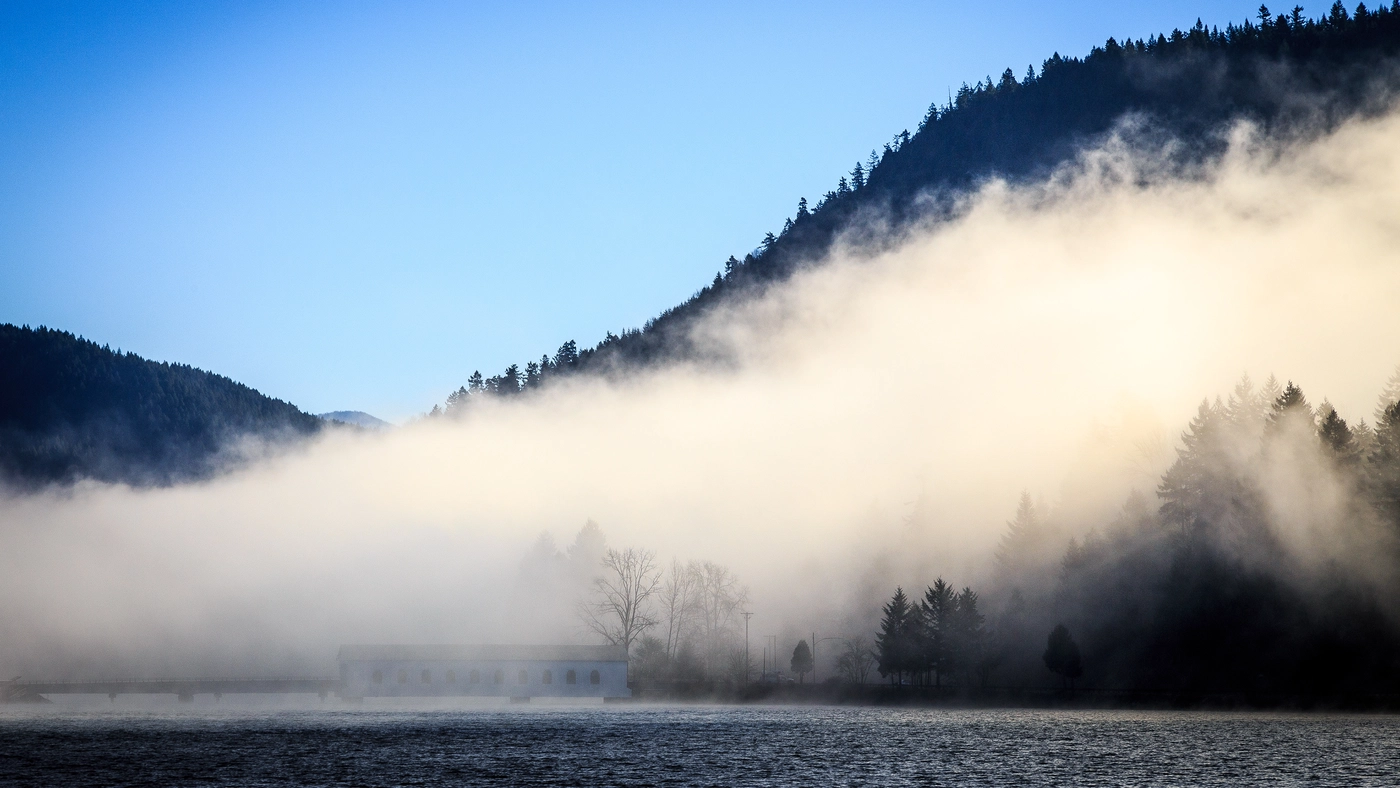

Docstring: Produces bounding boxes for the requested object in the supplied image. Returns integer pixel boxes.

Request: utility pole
[811,635,844,685]
[742,611,752,686]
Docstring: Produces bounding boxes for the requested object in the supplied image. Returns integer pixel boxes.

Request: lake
[2,702,1397,786]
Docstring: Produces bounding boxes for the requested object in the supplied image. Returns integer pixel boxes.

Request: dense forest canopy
[435,2,1400,414]
[0,324,322,488]
[872,370,1400,699]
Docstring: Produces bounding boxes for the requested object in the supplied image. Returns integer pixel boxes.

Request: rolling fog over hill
[434,3,1400,400]
[4,6,1400,700]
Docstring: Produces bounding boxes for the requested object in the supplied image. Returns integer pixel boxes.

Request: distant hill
[437,4,1400,411]
[318,411,391,429]
[0,324,322,488]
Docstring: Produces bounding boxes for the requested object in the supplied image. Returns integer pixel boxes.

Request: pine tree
[876,587,915,684]
[790,639,814,683]
[1158,399,1230,534]
[953,587,985,685]
[1042,623,1083,690]
[1224,373,1264,435]
[921,579,956,687]
[1375,365,1400,424]
[996,492,1040,574]
[553,340,578,368]
[1368,400,1400,530]
[1260,375,1284,419]
[1318,402,1358,464]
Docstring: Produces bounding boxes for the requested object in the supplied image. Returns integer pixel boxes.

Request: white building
[337,644,630,700]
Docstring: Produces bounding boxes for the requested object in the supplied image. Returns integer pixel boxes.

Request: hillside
[0,324,321,488]
[317,411,391,429]
[437,3,1400,411]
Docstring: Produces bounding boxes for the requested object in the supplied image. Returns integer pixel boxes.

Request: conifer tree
[1368,400,1400,529]
[953,587,985,685]
[1375,365,1400,424]
[1318,402,1358,464]
[790,639,814,683]
[876,587,915,684]
[1260,375,1284,419]
[996,492,1040,574]
[921,579,956,687]
[1042,624,1083,690]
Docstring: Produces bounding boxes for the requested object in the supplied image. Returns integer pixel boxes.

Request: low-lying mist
[4,106,1400,682]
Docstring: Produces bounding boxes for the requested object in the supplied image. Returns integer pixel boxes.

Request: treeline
[874,581,993,688]
[521,520,751,684]
[434,3,1400,414]
[870,368,1400,697]
[0,324,322,488]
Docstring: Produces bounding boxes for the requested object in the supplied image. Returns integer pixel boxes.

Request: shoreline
[629,682,1400,712]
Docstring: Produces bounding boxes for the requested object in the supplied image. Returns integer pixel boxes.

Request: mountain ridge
[434,3,1400,413]
[0,323,322,488]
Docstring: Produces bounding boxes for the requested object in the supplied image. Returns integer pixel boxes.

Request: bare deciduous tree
[693,561,748,673]
[578,547,663,653]
[660,558,699,660]
[836,637,876,684]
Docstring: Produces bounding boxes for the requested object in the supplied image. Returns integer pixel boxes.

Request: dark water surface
[2,703,1398,787]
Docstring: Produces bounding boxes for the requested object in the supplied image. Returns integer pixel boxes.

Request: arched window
[517,669,528,685]
[397,670,408,684]
[445,670,456,683]
[566,670,577,685]
[542,670,553,685]
[372,670,383,685]
[589,670,601,685]
[493,669,504,684]
[469,669,481,684]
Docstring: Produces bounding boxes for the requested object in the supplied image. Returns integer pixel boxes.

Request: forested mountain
[437,3,1400,412]
[0,324,321,488]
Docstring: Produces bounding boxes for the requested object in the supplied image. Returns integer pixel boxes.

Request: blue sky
[1,0,1258,420]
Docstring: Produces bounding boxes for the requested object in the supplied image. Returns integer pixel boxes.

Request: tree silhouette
[790,639,814,683]
[578,547,663,654]
[0,324,321,487]
[876,587,916,684]
[920,578,956,687]
[1043,624,1083,691]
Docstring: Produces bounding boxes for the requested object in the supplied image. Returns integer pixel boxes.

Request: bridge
[2,676,341,703]
[3,643,630,703]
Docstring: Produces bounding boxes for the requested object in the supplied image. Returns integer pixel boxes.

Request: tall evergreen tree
[952,587,986,685]
[1042,624,1084,690]
[920,579,957,687]
[876,587,915,684]
[1376,365,1400,424]
[996,492,1041,574]
[1368,400,1400,530]
[790,639,814,683]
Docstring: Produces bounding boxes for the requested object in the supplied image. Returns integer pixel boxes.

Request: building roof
[336,644,628,663]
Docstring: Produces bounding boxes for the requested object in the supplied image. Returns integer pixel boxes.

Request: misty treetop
[432,4,1400,415]
[0,324,322,488]
[902,369,1400,697]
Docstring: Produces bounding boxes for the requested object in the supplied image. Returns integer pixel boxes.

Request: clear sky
[1,0,1259,421]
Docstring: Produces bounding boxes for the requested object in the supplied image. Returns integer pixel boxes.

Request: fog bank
[4,107,1400,678]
